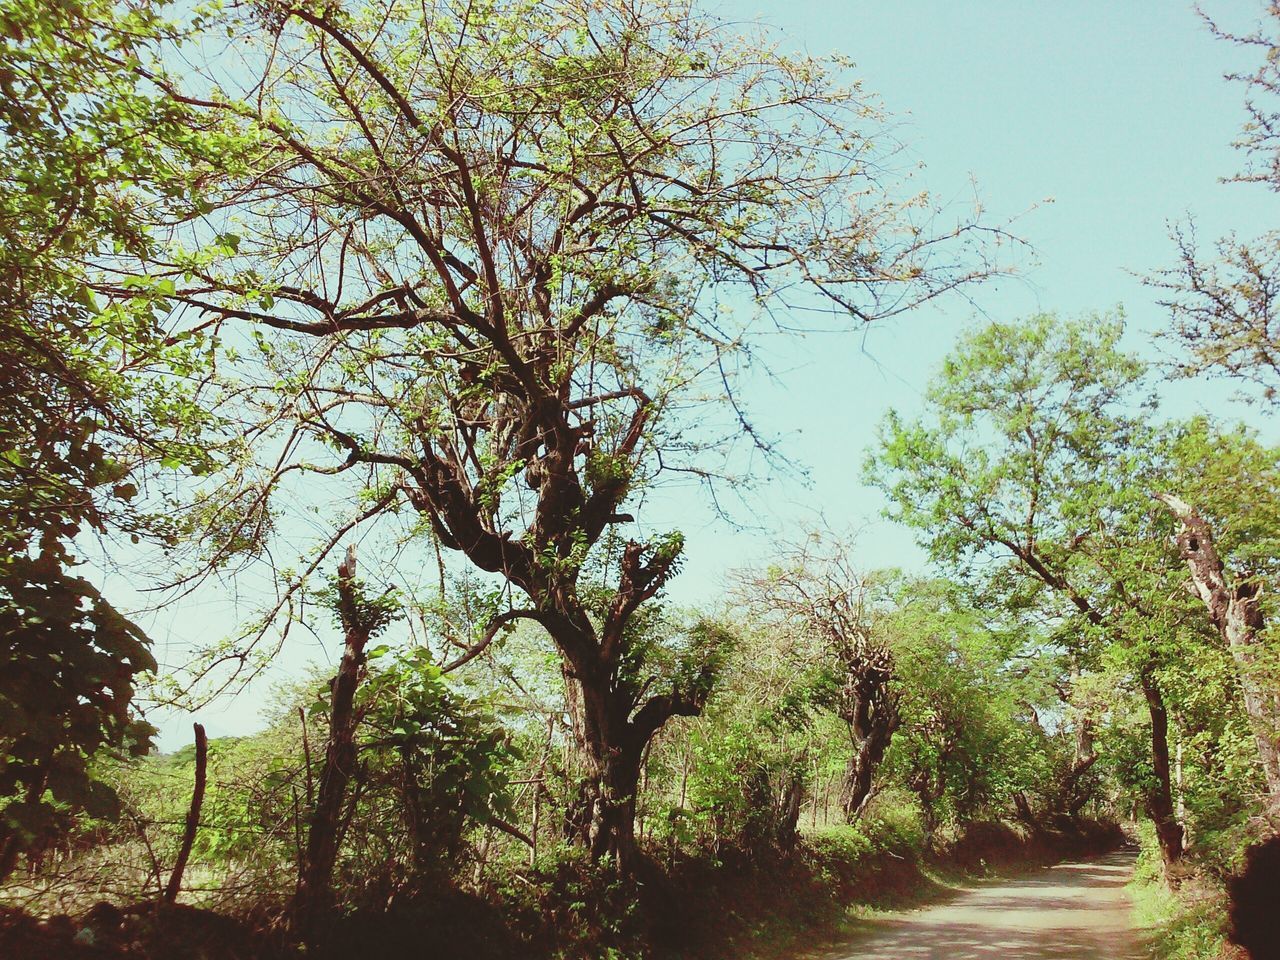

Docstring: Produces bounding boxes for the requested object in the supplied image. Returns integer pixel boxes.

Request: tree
[736,534,899,822]
[651,618,826,862]
[127,0,1003,868]
[1153,6,1280,401]
[1156,229,1280,402]
[0,0,211,879]
[881,586,1045,843]
[867,313,1190,868]
[1152,418,1280,807]
[1157,495,1279,794]
[295,547,401,935]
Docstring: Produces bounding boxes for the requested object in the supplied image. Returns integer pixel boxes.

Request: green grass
[1126,824,1233,960]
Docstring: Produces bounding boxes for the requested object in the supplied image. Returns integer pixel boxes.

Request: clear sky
[145,0,1280,749]
[652,0,1280,598]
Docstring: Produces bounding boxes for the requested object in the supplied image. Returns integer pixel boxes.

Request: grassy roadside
[1125,825,1243,960]
[697,855,976,960]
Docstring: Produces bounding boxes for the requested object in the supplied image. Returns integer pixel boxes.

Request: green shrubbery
[1130,823,1232,960]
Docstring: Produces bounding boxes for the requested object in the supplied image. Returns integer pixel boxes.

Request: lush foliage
[0,0,215,873]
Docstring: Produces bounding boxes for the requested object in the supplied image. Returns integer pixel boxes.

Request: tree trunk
[1059,722,1099,818]
[919,800,939,848]
[1156,493,1280,798]
[558,662,643,869]
[593,769,641,869]
[1013,791,1036,825]
[295,546,374,935]
[912,768,946,850]
[1140,667,1185,869]
[1064,758,1098,818]
[559,623,712,871]
[839,705,898,821]
[578,743,643,871]
[585,693,645,870]
[776,769,805,854]
[164,723,207,904]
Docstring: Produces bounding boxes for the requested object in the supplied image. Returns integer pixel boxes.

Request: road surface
[822,852,1143,960]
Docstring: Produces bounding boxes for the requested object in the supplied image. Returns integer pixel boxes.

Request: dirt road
[823,852,1143,960]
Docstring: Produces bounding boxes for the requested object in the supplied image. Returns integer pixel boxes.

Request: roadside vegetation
[2,1,1278,958]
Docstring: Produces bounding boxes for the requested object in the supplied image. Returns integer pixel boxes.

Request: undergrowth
[1127,823,1239,960]
[0,813,1125,960]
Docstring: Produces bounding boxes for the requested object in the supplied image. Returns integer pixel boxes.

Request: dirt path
[821,852,1143,960]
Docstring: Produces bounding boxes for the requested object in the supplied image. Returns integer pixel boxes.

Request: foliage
[868,309,1280,891]
[106,0,1007,866]
[879,582,1054,835]
[866,311,1150,579]
[346,646,516,887]
[0,0,216,873]
[0,560,156,866]
[7,0,1278,957]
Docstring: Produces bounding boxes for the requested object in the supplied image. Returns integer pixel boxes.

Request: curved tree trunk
[1013,791,1036,825]
[839,697,899,821]
[1140,667,1185,869]
[1156,493,1280,799]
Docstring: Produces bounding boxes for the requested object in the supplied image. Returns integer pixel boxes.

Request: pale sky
[142,0,1280,749]
[654,0,1280,593]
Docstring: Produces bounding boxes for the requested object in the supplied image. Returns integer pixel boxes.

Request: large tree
[867,313,1192,868]
[1153,419,1280,809]
[122,0,1002,866]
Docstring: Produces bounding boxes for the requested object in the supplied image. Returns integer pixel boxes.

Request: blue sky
[650,0,1280,598]
[146,0,1280,748]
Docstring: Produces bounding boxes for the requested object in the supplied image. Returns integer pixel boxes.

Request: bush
[858,788,928,856]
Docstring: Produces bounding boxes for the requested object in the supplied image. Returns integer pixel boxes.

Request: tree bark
[1156,493,1280,798]
[295,546,373,935]
[164,723,207,904]
[561,646,711,870]
[1140,667,1185,869]
[776,769,805,854]
[573,679,645,872]
[838,690,899,821]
